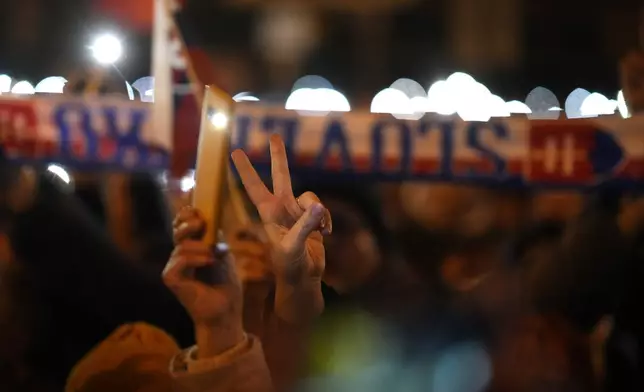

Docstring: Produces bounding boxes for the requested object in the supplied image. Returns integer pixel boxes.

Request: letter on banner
[261,116,299,157]
[415,121,454,177]
[54,102,98,159]
[528,123,595,184]
[233,115,253,150]
[102,106,148,165]
[372,120,411,174]
[317,120,352,171]
[463,122,508,176]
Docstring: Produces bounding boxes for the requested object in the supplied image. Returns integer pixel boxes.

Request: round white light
[505,100,532,114]
[617,90,630,119]
[285,87,350,114]
[291,75,333,91]
[47,164,71,184]
[427,80,455,115]
[90,34,123,65]
[180,175,195,192]
[35,76,67,94]
[11,81,35,95]
[0,74,12,93]
[390,78,426,99]
[132,76,154,102]
[525,87,560,119]
[564,88,591,119]
[580,93,616,118]
[371,88,412,115]
[209,112,229,130]
[233,92,260,102]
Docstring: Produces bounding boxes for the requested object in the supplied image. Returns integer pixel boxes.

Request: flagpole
[158,0,251,227]
[152,0,173,151]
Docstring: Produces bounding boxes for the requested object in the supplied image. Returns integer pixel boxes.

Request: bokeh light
[390,78,426,99]
[47,164,71,184]
[580,92,617,117]
[0,74,11,93]
[90,34,123,65]
[291,75,334,91]
[35,76,67,94]
[132,76,154,102]
[525,87,560,119]
[617,90,630,118]
[11,81,35,95]
[180,171,195,192]
[505,100,532,114]
[286,87,350,114]
[564,88,591,119]
[233,92,260,102]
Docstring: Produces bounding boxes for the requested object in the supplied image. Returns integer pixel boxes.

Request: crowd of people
[0,132,643,392]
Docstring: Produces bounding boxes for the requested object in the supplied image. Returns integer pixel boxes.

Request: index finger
[231,149,273,207]
[269,134,294,198]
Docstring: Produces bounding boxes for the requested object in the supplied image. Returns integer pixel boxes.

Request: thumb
[281,203,325,254]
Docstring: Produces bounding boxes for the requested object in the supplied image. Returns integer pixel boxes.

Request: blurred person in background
[293,181,423,317]
[0,164,194,392]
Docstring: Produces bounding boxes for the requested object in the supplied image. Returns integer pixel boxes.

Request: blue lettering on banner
[54,102,155,167]
[233,115,253,150]
[417,120,454,176]
[261,116,299,159]
[55,102,98,158]
[371,120,412,173]
[102,106,148,165]
[465,122,508,176]
[316,120,353,170]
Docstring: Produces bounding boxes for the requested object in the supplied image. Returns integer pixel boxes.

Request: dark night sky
[0,0,641,104]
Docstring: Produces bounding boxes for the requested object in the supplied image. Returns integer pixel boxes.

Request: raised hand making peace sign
[231,134,332,282]
[232,134,331,321]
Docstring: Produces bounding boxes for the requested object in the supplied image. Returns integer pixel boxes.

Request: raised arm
[165,207,273,392]
[231,134,331,323]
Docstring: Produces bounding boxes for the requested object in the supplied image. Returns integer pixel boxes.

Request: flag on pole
[152,0,223,176]
[152,0,251,225]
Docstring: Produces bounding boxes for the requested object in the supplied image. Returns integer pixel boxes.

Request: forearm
[273,277,324,324]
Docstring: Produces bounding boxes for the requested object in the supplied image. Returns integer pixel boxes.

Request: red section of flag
[95,0,154,31]
[173,93,201,177]
[168,19,225,176]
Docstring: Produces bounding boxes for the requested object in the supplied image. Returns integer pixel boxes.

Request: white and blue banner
[2,96,644,189]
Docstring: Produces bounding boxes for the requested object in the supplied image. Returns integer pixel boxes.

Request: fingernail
[311,203,324,216]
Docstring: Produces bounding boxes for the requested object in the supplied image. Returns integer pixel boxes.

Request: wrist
[194,321,246,359]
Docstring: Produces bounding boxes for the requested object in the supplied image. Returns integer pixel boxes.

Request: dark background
[0,0,641,106]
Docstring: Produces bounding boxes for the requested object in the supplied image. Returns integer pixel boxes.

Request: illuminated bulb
[617,90,630,118]
[47,164,71,184]
[35,76,67,94]
[180,175,195,192]
[0,74,11,93]
[233,92,260,102]
[90,34,123,65]
[11,81,35,95]
[209,112,229,130]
